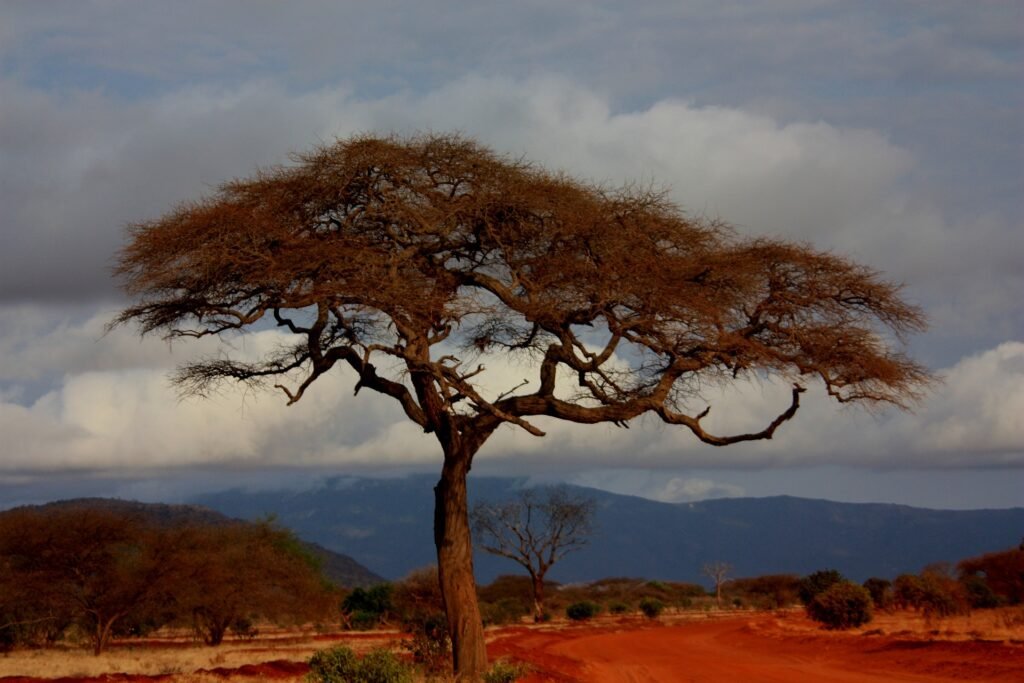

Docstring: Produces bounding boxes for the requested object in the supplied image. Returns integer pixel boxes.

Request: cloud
[0,297,1020,475]
[569,470,746,503]
[1,71,1016,364]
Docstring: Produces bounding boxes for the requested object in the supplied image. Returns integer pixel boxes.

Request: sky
[0,1,1021,510]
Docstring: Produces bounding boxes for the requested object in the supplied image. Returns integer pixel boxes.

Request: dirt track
[489,614,1024,683]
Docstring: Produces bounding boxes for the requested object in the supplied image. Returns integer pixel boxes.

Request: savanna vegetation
[0,506,336,654]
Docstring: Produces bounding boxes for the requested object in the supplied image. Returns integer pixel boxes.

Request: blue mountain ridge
[188,474,1024,586]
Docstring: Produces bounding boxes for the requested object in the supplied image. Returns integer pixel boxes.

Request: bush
[893,573,968,618]
[862,578,892,610]
[480,597,529,626]
[347,610,383,631]
[639,598,664,619]
[798,570,845,606]
[962,575,1001,609]
[608,601,630,615]
[307,645,414,683]
[401,612,451,675]
[342,584,394,626]
[565,601,600,621]
[806,581,873,630]
[725,574,801,610]
[893,574,926,609]
[483,659,531,683]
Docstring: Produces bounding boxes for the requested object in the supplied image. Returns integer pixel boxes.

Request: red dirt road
[489,614,1024,683]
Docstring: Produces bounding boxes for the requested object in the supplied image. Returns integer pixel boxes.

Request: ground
[1,609,1022,682]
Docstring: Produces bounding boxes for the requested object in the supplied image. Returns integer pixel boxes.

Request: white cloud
[569,471,746,503]
[0,299,1020,474]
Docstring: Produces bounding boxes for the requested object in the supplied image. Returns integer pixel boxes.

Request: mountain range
[188,475,1024,585]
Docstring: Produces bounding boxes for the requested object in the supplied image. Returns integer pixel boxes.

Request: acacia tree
[472,486,595,620]
[114,133,929,679]
[170,522,334,645]
[0,508,174,655]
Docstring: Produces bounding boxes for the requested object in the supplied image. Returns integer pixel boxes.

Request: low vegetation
[806,582,874,630]
[307,645,415,683]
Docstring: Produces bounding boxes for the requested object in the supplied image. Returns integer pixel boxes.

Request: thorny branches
[113,132,931,460]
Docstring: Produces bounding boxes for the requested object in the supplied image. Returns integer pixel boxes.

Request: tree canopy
[116,133,928,446]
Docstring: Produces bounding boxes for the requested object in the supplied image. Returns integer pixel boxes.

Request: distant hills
[5,498,384,588]
[189,475,1024,585]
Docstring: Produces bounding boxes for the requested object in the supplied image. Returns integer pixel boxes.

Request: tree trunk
[93,614,119,656]
[531,572,546,622]
[434,452,488,681]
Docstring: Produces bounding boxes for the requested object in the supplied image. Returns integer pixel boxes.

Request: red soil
[6,613,1023,682]
[489,614,1024,683]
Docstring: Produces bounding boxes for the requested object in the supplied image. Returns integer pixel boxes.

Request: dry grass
[767,605,1024,642]
[0,626,400,679]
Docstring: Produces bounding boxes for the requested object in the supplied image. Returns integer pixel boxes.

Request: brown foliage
[115,133,929,438]
[727,574,801,609]
[113,132,931,679]
[0,508,176,654]
[959,546,1024,605]
[0,508,334,654]
[168,522,337,645]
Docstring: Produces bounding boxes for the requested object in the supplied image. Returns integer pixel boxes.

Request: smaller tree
[472,486,595,621]
[702,562,733,609]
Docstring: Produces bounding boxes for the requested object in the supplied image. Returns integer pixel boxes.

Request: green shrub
[483,659,531,683]
[401,612,451,675]
[346,610,382,631]
[342,584,394,627]
[639,598,664,619]
[307,645,413,683]
[798,570,845,606]
[565,601,600,621]
[893,574,926,609]
[608,601,630,615]
[806,581,873,630]
[962,575,1001,609]
[480,597,529,626]
[862,578,892,609]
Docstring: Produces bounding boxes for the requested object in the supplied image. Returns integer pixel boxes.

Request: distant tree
[892,573,927,610]
[862,577,892,610]
[114,132,931,679]
[892,571,967,618]
[472,486,595,621]
[727,574,801,609]
[341,584,395,629]
[798,569,846,606]
[958,545,1024,606]
[702,562,734,608]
